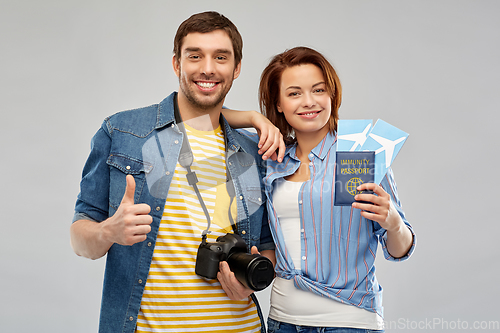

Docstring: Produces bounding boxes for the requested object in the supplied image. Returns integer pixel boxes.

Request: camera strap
[172,94,236,244]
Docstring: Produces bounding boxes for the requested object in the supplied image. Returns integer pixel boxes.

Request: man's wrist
[249,110,260,128]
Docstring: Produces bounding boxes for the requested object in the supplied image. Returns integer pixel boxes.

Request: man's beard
[179,73,234,110]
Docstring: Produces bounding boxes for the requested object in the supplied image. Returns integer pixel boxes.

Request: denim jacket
[73,92,274,333]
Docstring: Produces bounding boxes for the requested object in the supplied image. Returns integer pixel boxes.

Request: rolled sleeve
[72,212,99,223]
[73,123,112,224]
[259,241,275,252]
[378,224,416,261]
[375,168,416,262]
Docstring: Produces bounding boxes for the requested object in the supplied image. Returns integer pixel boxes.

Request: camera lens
[227,253,274,291]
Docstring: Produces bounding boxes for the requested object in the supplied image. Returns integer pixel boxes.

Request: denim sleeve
[235,128,260,144]
[373,168,416,261]
[258,204,275,252]
[73,122,112,223]
[257,158,275,252]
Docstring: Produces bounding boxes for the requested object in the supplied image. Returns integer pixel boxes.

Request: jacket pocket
[107,154,153,174]
[245,186,265,205]
[106,154,153,211]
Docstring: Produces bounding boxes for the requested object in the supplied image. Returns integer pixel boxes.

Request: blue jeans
[267,318,384,333]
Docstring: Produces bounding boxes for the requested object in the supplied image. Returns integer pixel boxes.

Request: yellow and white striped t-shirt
[136,124,261,333]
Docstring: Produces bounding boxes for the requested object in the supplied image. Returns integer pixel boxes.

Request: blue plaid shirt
[263,131,416,318]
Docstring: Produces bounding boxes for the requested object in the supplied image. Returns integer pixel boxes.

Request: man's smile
[195,81,219,90]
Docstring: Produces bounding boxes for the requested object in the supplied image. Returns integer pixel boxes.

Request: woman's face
[277,64,332,139]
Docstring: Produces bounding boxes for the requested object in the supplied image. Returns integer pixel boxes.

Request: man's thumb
[250,246,260,255]
[121,175,136,204]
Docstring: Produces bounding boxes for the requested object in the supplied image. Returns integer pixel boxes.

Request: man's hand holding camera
[218,246,262,300]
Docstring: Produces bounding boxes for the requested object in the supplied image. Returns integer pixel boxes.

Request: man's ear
[233,61,241,80]
[172,55,180,77]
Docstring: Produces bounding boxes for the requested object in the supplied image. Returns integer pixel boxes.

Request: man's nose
[201,58,215,76]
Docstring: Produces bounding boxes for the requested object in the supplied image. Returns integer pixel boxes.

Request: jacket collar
[156,92,177,129]
[156,92,241,152]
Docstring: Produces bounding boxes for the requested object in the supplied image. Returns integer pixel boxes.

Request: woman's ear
[277,104,283,113]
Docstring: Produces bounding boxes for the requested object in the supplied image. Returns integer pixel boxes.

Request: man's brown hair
[173,11,243,67]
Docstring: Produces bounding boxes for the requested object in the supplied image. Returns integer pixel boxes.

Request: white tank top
[270,178,384,329]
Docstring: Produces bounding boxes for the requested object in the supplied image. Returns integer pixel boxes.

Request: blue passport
[334,151,375,206]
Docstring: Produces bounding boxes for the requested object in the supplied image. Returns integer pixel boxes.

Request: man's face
[173,30,241,110]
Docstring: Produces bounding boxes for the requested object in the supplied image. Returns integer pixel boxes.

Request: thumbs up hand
[101,175,153,246]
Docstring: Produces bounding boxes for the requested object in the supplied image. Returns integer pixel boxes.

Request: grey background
[1,1,499,332]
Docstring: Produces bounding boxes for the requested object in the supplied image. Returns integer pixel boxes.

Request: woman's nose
[302,93,317,108]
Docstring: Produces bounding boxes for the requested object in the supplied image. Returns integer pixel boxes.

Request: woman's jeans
[267,318,384,333]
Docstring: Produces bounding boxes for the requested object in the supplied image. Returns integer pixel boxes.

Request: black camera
[195,233,274,291]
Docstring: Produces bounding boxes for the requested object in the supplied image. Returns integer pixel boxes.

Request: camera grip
[195,245,222,279]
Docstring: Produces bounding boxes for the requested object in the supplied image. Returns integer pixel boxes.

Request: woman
[259,47,416,333]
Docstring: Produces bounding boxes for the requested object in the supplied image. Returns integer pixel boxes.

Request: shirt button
[299,200,303,204]
[174,140,179,144]
[165,171,170,175]
[258,197,261,202]
[148,242,152,247]
[309,154,314,158]
[156,206,161,211]
[138,279,143,284]
[241,230,246,235]
[309,162,313,166]
[301,228,305,233]
[239,195,243,200]
[126,165,131,170]
[302,256,306,260]
[129,316,134,321]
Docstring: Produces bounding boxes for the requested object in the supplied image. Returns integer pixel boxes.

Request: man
[70,11,278,333]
